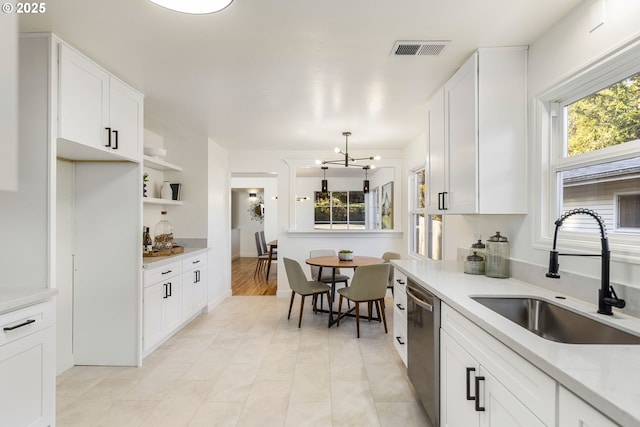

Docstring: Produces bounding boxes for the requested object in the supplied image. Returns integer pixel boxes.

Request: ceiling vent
[391,40,450,56]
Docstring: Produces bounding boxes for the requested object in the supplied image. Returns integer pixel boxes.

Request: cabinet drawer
[144,261,181,286]
[0,301,54,347]
[182,252,207,271]
[393,285,407,313]
[393,308,407,366]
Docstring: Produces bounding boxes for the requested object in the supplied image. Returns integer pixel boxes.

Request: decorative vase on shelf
[161,181,172,200]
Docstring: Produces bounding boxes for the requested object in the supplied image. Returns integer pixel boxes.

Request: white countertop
[392,259,640,427]
[142,247,209,269]
[0,287,57,315]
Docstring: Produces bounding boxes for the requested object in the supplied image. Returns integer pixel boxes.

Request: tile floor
[56,296,430,426]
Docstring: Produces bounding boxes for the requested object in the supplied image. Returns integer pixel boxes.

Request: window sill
[287,229,403,238]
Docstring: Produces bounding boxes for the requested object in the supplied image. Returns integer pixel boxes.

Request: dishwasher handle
[406,287,433,312]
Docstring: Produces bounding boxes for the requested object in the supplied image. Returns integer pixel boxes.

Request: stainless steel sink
[472,296,640,344]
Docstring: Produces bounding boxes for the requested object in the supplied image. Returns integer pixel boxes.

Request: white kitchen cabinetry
[392,269,408,367]
[143,261,183,354]
[441,303,555,427]
[428,47,527,214]
[59,43,143,162]
[181,252,208,321]
[0,301,55,427]
[558,387,618,427]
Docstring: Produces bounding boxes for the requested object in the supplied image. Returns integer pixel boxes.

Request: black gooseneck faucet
[546,208,625,315]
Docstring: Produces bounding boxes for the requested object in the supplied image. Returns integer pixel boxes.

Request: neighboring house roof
[563,157,640,184]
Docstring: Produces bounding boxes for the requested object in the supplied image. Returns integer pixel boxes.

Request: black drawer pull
[192,260,200,264]
[163,283,168,299]
[161,270,172,275]
[112,129,119,149]
[395,303,405,311]
[396,279,405,285]
[105,127,112,147]
[4,319,36,332]
[466,367,476,401]
[395,336,405,345]
[475,376,486,412]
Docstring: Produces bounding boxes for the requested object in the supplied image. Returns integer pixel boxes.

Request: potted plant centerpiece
[338,249,354,261]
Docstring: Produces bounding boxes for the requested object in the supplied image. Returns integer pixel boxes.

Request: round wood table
[305,255,385,327]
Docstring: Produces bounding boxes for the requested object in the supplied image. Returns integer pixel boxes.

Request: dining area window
[314,191,366,230]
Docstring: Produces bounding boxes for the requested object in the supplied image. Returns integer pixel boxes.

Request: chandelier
[316,132,380,168]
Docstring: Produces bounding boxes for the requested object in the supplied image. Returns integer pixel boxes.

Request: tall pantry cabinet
[20,33,144,368]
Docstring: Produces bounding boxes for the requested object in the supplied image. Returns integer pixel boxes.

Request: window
[551,71,640,236]
[314,191,365,230]
[409,167,426,257]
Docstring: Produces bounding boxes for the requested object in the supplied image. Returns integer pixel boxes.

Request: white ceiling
[19,0,582,152]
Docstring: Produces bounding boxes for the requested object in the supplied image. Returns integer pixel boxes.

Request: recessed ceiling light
[149,0,233,14]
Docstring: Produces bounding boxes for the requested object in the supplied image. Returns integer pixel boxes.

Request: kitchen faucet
[546,208,625,315]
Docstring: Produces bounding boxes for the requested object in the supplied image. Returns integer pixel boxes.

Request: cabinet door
[392,307,407,366]
[193,266,207,314]
[478,368,546,427]
[143,282,164,353]
[444,52,477,214]
[558,387,618,427]
[181,269,195,320]
[427,87,446,213]
[441,330,480,427]
[59,44,109,150]
[163,276,183,334]
[109,77,143,161]
[0,328,54,427]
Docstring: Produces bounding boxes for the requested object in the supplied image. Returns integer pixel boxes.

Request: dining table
[305,255,385,327]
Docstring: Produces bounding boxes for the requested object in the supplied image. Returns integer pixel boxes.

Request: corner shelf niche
[143,155,183,204]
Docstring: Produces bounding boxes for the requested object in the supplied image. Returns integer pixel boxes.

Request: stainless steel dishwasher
[407,279,440,427]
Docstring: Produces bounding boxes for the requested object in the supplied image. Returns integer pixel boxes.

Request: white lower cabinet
[0,301,54,427]
[143,261,182,354]
[558,387,618,427]
[181,252,208,321]
[392,270,408,366]
[441,303,555,427]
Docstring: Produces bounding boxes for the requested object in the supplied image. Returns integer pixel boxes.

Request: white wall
[206,138,232,309]
[442,0,640,287]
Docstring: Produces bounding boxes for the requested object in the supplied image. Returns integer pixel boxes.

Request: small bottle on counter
[143,226,153,254]
[485,231,510,278]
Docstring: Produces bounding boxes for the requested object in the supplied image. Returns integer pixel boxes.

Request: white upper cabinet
[58,44,143,162]
[428,47,527,214]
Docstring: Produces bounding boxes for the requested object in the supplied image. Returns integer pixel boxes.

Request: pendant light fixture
[148,0,233,14]
[321,167,328,193]
[316,132,381,168]
[363,166,370,194]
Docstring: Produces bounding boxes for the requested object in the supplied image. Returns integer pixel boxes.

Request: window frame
[615,191,640,232]
[534,39,640,264]
[409,165,427,259]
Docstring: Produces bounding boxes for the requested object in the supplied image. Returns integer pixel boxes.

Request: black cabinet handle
[105,127,112,147]
[466,367,476,401]
[437,192,442,210]
[474,376,486,412]
[163,283,168,299]
[197,270,201,282]
[395,303,405,311]
[396,279,405,285]
[3,319,36,332]
[168,282,172,297]
[441,191,448,210]
[194,270,201,283]
[161,270,172,275]
[192,260,200,264]
[395,336,405,345]
[112,129,118,149]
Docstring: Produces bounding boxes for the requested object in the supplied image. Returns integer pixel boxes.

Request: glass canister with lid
[485,231,510,278]
[153,210,174,251]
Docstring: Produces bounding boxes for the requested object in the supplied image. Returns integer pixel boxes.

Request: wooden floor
[231,257,277,296]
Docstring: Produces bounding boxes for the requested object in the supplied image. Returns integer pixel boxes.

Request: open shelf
[143,197,183,206]
[143,155,183,172]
